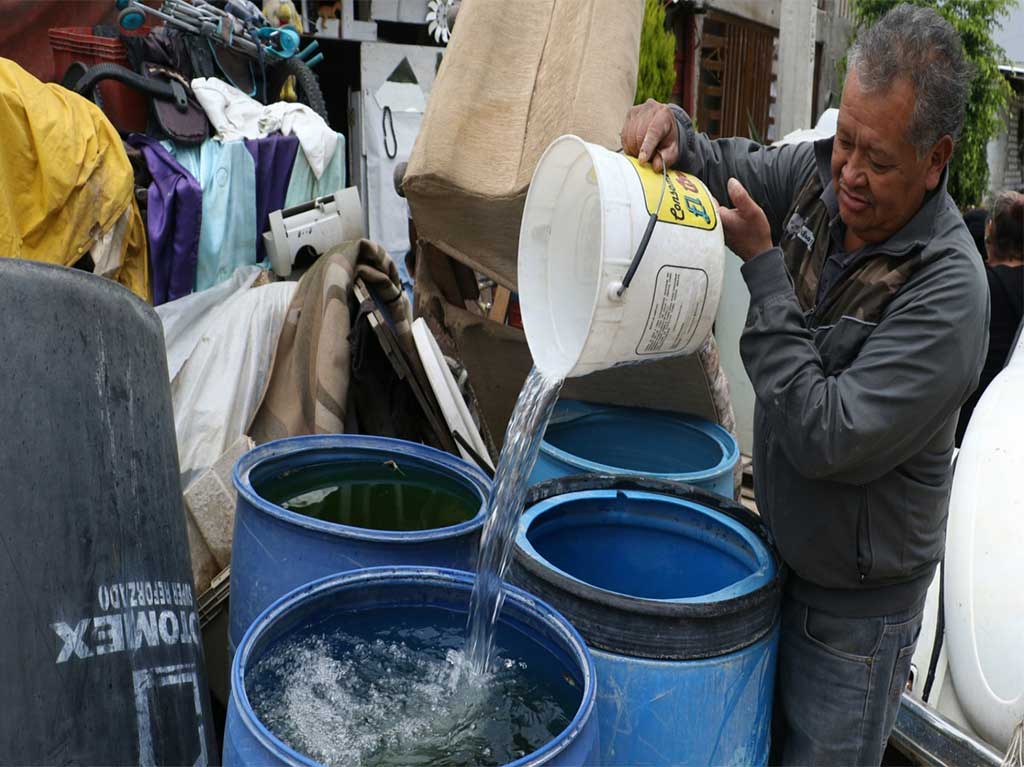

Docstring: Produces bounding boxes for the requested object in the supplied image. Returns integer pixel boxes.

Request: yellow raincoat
[0,58,149,300]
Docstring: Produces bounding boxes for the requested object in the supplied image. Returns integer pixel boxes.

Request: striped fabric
[248,239,413,442]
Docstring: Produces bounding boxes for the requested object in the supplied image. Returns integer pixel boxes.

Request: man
[621,4,988,765]
[957,190,1024,444]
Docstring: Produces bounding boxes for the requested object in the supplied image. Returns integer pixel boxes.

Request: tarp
[0,59,149,299]
[156,266,296,487]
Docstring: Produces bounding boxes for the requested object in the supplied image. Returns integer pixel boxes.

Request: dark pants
[771,594,924,766]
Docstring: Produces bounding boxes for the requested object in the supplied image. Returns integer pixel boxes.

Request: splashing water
[245,366,574,766]
[466,367,564,673]
[247,607,579,767]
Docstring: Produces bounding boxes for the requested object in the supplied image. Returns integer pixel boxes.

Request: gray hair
[848,3,973,154]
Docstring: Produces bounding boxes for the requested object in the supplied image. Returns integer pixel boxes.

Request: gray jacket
[671,106,989,616]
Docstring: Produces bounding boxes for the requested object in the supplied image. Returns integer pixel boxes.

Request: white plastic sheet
[156,267,297,486]
[158,265,263,378]
[365,80,425,286]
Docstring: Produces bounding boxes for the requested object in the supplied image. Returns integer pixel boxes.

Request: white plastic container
[518,135,725,380]
[944,327,1024,751]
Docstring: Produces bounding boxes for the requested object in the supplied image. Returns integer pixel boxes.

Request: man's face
[831,70,950,248]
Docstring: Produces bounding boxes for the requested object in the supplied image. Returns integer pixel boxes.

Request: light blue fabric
[164,139,259,292]
[283,132,347,209]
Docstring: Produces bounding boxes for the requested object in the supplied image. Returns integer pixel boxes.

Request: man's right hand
[620,99,681,173]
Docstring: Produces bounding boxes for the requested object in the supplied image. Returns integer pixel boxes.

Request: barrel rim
[230,565,598,767]
[0,257,160,324]
[517,488,775,607]
[233,435,492,543]
[539,403,739,483]
[511,475,783,659]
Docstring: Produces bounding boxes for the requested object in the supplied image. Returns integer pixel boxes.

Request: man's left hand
[718,178,773,262]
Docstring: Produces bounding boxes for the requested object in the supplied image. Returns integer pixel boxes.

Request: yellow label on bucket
[625,157,718,231]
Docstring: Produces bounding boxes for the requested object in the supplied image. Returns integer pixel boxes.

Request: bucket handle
[614,151,669,297]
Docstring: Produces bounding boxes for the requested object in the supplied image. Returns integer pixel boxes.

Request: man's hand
[718,178,773,262]
[620,99,680,172]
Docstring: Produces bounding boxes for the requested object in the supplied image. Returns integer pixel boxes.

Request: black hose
[74,62,177,103]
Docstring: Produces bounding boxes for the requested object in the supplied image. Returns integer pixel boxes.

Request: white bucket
[518,135,725,380]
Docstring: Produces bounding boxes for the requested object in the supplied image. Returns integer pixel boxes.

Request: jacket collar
[812,137,948,257]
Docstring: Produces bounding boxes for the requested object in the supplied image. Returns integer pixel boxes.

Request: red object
[0,1,115,83]
[507,294,523,330]
[678,13,698,115]
[49,26,151,132]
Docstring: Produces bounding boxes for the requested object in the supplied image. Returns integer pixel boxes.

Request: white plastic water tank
[945,325,1024,751]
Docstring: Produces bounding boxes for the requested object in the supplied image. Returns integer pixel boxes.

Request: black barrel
[0,261,216,765]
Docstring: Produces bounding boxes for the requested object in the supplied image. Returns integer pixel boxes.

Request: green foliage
[635,0,676,105]
[847,0,1015,208]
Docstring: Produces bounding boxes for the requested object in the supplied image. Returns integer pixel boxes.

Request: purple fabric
[245,134,300,262]
[127,134,202,304]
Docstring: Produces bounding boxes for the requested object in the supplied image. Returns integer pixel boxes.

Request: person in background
[956,190,1024,445]
[963,206,989,261]
[620,4,988,765]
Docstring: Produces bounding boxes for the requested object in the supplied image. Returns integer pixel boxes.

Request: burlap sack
[403,0,642,290]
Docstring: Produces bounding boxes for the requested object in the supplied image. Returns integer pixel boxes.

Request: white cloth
[156,264,264,380]
[156,268,297,486]
[191,77,338,179]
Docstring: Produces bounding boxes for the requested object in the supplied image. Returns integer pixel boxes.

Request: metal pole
[135,1,202,34]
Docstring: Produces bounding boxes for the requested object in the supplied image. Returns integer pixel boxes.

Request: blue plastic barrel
[224,567,599,767]
[529,401,739,498]
[229,435,491,654]
[510,476,781,766]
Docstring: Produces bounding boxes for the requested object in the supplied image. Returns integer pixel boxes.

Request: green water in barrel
[256,460,480,532]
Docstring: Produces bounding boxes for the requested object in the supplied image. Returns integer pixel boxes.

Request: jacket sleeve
[739,247,990,485]
[669,105,816,242]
